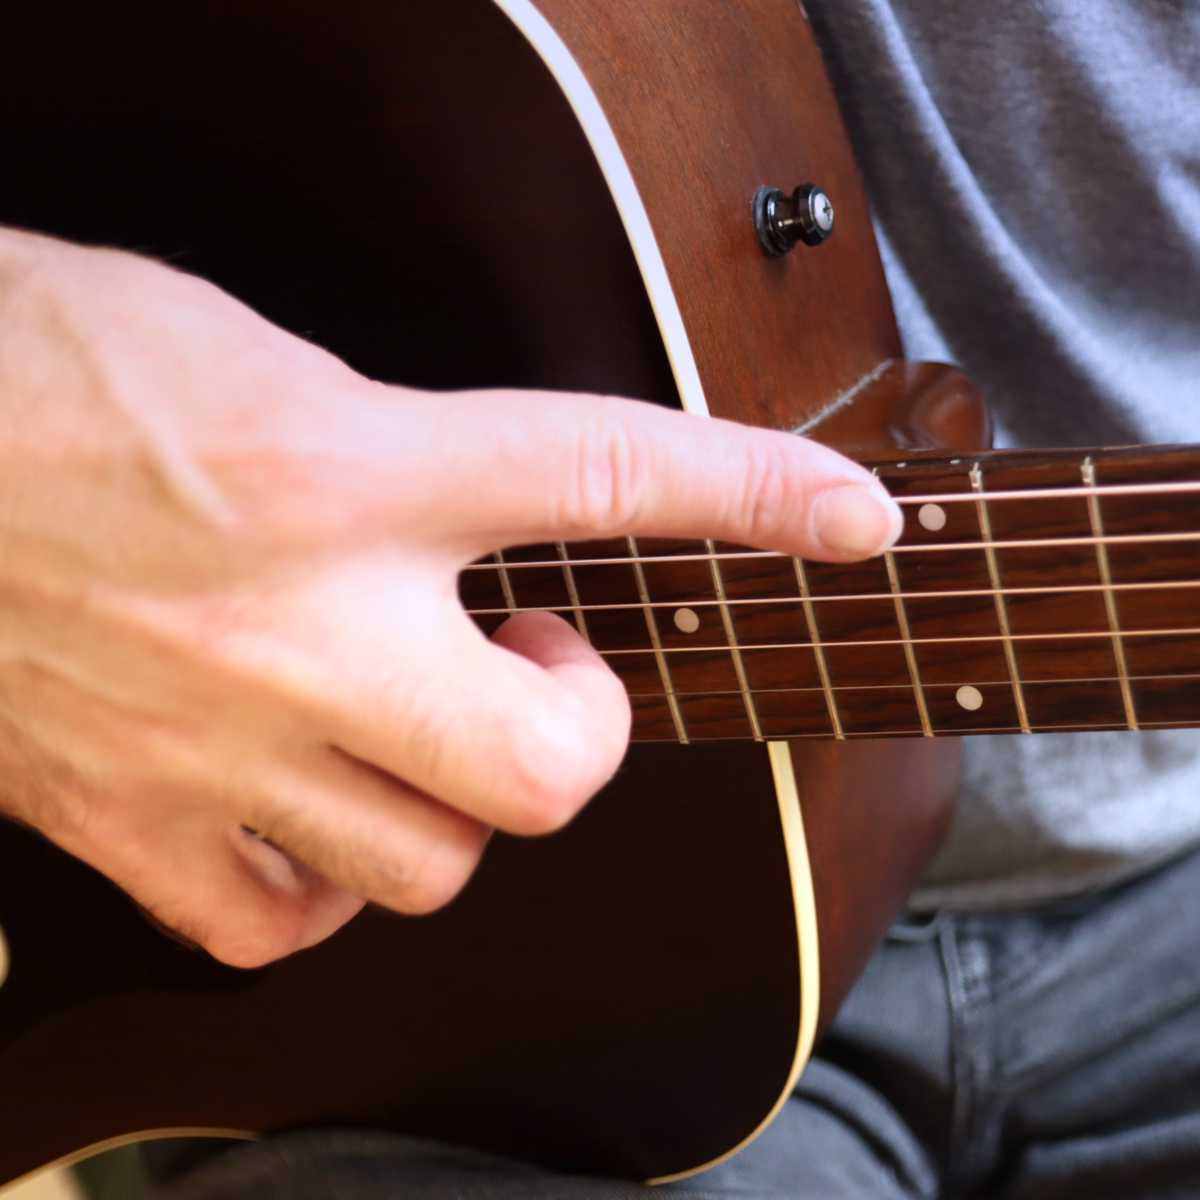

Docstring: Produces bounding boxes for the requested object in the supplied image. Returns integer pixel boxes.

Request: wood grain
[532,0,901,428]
[0,0,973,1182]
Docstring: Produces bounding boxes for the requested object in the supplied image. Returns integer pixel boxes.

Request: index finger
[406,389,902,562]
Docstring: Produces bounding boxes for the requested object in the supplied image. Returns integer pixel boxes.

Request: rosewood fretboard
[459,446,1200,741]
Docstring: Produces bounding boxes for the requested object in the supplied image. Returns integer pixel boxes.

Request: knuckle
[501,713,602,835]
[137,895,299,971]
[388,823,487,915]
[564,417,645,537]
[207,935,291,970]
[509,783,580,836]
[392,866,464,916]
[202,910,305,969]
[390,685,452,789]
[738,443,794,548]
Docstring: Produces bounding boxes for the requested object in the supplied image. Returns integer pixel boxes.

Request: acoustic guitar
[1,0,1197,1189]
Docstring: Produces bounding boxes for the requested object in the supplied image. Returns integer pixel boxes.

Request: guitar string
[592,625,1200,656]
[652,717,1200,741]
[462,575,1200,616]
[621,670,1200,699]
[872,479,1200,505]
[461,529,1200,572]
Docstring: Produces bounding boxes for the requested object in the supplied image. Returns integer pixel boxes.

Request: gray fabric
[804,0,1200,908]
[145,846,1200,1198]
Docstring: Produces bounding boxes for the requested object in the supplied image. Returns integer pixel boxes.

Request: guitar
[1,0,1196,1190]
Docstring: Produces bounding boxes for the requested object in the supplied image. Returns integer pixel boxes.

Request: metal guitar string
[463,575,1200,616]
[874,479,1200,504]
[618,670,1200,698]
[749,718,1200,739]
[463,548,1200,640]
[461,529,1200,574]
[462,473,1200,575]
[591,626,1200,657]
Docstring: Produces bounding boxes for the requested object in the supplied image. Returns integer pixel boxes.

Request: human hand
[0,228,900,966]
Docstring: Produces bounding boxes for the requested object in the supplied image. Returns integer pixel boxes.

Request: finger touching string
[324,608,630,839]
[389,389,903,562]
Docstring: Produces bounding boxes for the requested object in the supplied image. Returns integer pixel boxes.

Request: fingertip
[492,610,630,774]
[808,482,903,560]
[490,608,590,665]
[492,611,631,743]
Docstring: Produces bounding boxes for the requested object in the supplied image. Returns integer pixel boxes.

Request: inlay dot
[956,685,984,712]
[674,607,701,634]
[918,503,948,532]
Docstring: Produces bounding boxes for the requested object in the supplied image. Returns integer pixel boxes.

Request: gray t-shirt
[805,0,1200,907]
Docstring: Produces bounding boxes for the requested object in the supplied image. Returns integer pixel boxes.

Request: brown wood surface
[810,360,994,454]
[534,0,902,428]
[0,746,805,1184]
[0,0,969,1184]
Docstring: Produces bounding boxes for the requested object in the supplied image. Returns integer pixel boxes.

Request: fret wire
[1083,459,1139,730]
[493,549,518,613]
[705,538,763,741]
[883,544,934,737]
[971,463,1032,733]
[462,530,1200,573]
[793,556,844,739]
[625,534,689,745]
[463,576,1200,617]
[554,542,590,640]
[594,625,1200,655]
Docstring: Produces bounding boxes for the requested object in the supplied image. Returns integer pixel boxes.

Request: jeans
[146,846,1200,1199]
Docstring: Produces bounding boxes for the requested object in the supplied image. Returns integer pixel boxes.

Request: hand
[0,228,901,967]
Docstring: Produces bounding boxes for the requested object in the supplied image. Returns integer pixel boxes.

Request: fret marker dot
[674,607,701,634]
[956,685,984,712]
[918,503,947,532]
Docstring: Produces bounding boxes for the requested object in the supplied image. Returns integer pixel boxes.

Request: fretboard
[459,445,1200,742]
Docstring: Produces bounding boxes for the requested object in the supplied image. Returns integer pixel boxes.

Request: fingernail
[811,484,903,558]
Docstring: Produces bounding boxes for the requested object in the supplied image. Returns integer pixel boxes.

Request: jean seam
[939,923,976,1150]
[940,922,1011,1197]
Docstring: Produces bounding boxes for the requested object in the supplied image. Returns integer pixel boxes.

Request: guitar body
[0,0,979,1186]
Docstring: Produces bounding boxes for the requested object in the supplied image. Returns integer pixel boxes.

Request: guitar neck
[461,444,1200,742]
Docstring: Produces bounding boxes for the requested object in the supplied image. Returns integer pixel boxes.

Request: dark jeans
[147,847,1200,1199]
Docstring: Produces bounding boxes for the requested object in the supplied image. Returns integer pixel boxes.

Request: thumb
[407,389,901,561]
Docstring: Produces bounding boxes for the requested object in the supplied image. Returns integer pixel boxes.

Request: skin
[0,226,901,968]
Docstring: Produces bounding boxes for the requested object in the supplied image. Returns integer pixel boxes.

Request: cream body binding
[492,2,822,1183]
